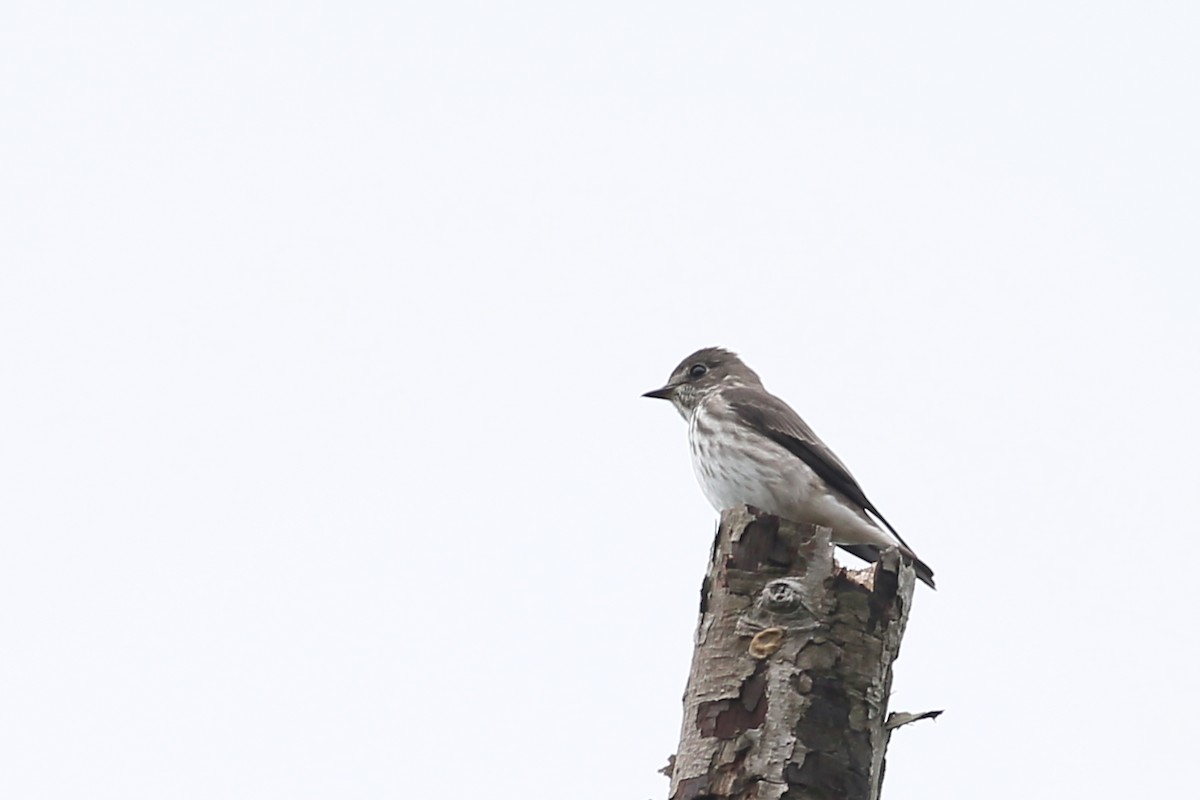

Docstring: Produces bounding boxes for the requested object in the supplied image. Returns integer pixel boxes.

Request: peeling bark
[667,506,928,800]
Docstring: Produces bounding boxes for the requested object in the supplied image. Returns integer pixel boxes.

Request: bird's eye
[688,363,708,379]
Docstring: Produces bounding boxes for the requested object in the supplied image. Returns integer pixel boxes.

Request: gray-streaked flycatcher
[644,346,935,588]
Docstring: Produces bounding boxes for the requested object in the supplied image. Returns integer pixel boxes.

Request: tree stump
[666,505,930,800]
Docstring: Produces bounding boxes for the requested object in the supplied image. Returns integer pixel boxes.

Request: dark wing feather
[724,386,914,552]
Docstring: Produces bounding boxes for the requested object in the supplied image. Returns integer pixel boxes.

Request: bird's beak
[642,385,675,400]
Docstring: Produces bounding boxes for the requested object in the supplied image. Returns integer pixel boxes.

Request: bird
[643,347,935,588]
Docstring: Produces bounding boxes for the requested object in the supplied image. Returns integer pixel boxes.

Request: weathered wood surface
[667,505,929,800]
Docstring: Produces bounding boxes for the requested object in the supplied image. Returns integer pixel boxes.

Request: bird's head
[643,347,763,418]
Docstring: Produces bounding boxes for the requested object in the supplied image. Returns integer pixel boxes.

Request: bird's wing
[724,386,913,551]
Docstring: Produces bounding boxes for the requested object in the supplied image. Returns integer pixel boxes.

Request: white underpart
[686,396,902,551]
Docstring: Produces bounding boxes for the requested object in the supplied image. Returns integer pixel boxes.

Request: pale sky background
[3,3,1199,798]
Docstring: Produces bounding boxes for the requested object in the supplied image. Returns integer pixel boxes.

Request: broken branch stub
[667,505,921,800]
